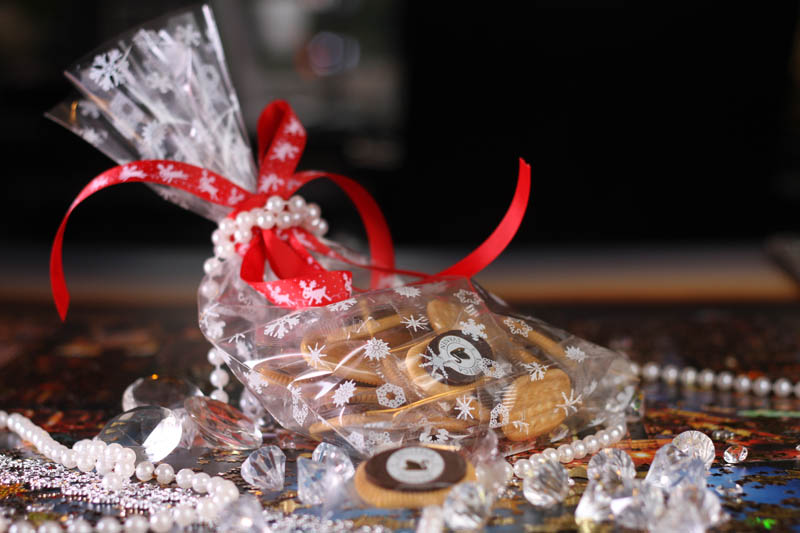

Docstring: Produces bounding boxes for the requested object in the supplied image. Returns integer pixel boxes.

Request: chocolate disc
[422,330,494,385]
[364,446,466,492]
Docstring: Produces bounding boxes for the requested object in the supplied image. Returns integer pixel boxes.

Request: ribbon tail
[437,158,531,278]
[50,216,70,321]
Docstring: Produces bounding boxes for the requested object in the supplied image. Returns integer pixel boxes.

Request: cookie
[426,299,463,331]
[354,445,476,508]
[500,368,572,441]
[299,337,385,385]
[405,330,493,395]
[308,412,471,439]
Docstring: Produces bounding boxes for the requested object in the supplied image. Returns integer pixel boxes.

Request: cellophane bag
[49,4,637,458]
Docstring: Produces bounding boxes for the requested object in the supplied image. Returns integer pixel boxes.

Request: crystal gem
[416,505,444,533]
[522,459,570,507]
[574,475,628,522]
[174,408,201,448]
[96,406,181,462]
[184,397,262,450]
[241,445,286,491]
[715,479,744,498]
[612,479,665,529]
[625,389,645,421]
[476,460,512,496]
[311,442,355,479]
[122,375,202,412]
[668,485,727,527]
[297,456,345,505]
[672,430,715,468]
[216,494,267,532]
[644,443,707,491]
[443,482,493,530]
[650,503,705,533]
[723,445,748,464]
[587,448,636,483]
[711,429,734,441]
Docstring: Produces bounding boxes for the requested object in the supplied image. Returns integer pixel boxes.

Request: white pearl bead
[315,219,329,236]
[266,195,285,213]
[233,228,250,243]
[219,218,235,234]
[192,472,211,493]
[88,440,106,458]
[196,497,219,522]
[37,521,61,533]
[200,280,220,299]
[66,518,93,533]
[276,211,293,229]
[211,229,224,245]
[73,439,91,453]
[306,216,321,232]
[661,365,679,385]
[753,376,772,397]
[135,461,154,481]
[176,468,195,489]
[208,476,227,495]
[76,454,95,473]
[210,389,229,403]
[122,515,148,533]
[542,448,559,462]
[10,520,35,533]
[557,443,575,463]
[609,427,622,443]
[697,369,716,389]
[102,472,124,491]
[628,362,640,376]
[680,367,697,386]
[235,211,254,229]
[502,462,515,483]
[598,430,612,447]
[95,517,121,533]
[203,257,221,275]
[207,347,225,366]
[513,458,533,478]
[210,369,229,388]
[584,435,600,454]
[149,510,173,533]
[217,481,239,504]
[115,460,135,478]
[306,202,321,219]
[60,449,77,469]
[256,211,275,229]
[572,440,587,459]
[774,377,792,397]
[715,371,734,391]
[155,463,175,484]
[287,195,306,213]
[290,211,304,226]
[104,443,123,462]
[642,362,659,381]
[95,456,114,475]
[173,504,196,527]
[734,374,751,393]
[118,447,136,465]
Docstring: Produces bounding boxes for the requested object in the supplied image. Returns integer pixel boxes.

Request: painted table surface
[2,300,800,532]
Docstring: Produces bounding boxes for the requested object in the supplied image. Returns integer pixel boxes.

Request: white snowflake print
[584,380,598,395]
[455,395,476,421]
[246,372,268,394]
[327,298,356,312]
[118,164,145,182]
[366,431,394,449]
[89,48,129,91]
[555,390,583,417]
[343,274,353,294]
[348,431,366,452]
[156,163,188,184]
[198,171,219,199]
[78,99,100,118]
[258,173,285,193]
[489,403,510,428]
[267,286,294,307]
[511,419,530,434]
[420,426,450,444]
[200,304,225,340]
[364,337,390,361]
[454,289,482,306]
[81,128,107,145]
[376,383,406,408]
[144,71,171,94]
[459,318,487,341]
[175,24,201,47]
[284,117,305,136]
[565,345,587,363]
[269,140,300,162]
[227,188,245,206]
[393,286,421,298]
[306,343,327,366]
[263,314,300,339]
[503,317,532,337]
[401,314,429,332]
[140,123,165,158]
[480,359,510,378]
[420,347,448,380]
[332,380,356,407]
[521,361,549,381]
[292,402,309,426]
[287,384,303,401]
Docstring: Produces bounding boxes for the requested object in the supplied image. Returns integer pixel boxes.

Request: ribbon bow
[51,101,531,320]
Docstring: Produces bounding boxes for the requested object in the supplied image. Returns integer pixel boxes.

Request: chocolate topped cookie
[405,330,493,395]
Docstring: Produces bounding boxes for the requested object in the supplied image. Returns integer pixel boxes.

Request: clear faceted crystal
[723,445,748,464]
[522,459,570,507]
[443,482,493,531]
[216,494,267,532]
[184,397,262,450]
[645,443,707,491]
[715,479,744,498]
[587,448,636,483]
[650,503,705,533]
[122,375,202,412]
[416,505,444,533]
[612,479,665,529]
[672,430,715,468]
[670,485,727,527]
[574,476,627,522]
[311,442,355,480]
[96,406,181,462]
[174,408,201,448]
[241,445,286,491]
[297,456,345,505]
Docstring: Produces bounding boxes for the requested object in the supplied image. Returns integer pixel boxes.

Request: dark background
[3,1,800,252]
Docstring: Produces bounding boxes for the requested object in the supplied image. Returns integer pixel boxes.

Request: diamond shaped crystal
[184,397,262,450]
[96,406,181,462]
[575,475,628,522]
[122,375,202,412]
[443,482,492,530]
[241,445,285,491]
[669,485,727,528]
[650,503,705,533]
[297,456,344,505]
[723,445,747,464]
[216,494,267,532]
[311,442,355,480]
[672,430,715,468]
[644,443,707,491]
[522,459,569,507]
[612,479,665,529]
[587,448,636,483]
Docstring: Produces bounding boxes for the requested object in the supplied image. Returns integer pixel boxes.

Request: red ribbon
[51,100,531,320]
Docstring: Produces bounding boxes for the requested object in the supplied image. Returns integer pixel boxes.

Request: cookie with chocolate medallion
[355,445,475,508]
[501,368,572,441]
[405,330,493,395]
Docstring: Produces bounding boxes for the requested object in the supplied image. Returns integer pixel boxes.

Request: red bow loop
[256,100,307,197]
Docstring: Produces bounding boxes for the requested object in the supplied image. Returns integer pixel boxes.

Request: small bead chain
[634,361,800,398]
[0,410,238,532]
[206,347,229,404]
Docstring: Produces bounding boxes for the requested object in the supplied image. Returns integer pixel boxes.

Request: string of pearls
[0,410,238,533]
[206,347,229,403]
[633,361,800,398]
